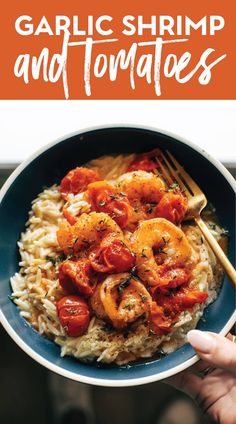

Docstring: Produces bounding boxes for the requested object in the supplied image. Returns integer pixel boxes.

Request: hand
[166,330,236,424]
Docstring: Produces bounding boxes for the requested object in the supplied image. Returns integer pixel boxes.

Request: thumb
[187,330,236,374]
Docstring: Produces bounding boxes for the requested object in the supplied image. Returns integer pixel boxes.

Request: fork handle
[195,215,236,286]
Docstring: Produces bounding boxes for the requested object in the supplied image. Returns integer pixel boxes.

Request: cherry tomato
[149,302,172,335]
[155,191,188,224]
[60,167,101,200]
[128,148,161,172]
[86,181,132,228]
[90,234,135,273]
[57,295,90,337]
[59,259,96,296]
[150,267,190,298]
[157,287,208,317]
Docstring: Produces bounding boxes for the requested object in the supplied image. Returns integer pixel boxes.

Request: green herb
[46,253,72,265]
[130,267,139,280]
[46,254,65,265]
[103,323,114,332]
[118,191,126,197]
[8,294,16,301]
[141,249,147,258]
[98,200,106,207]
[117,277,131,294]
[109,194,118,200]
[168,182,179,192]
[139,293,147,302]
[146,203,156,214]
[221,228,229,237]
[156,247,167,255]
[124,304,132,310]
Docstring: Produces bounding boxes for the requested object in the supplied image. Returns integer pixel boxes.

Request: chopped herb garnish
[146,203,156,214]
[109,194,118,200]
[46,253,72,265]
[98,200,106,207]
[46,254,65,265]
[130,267,139,280]
[139,293,147,302]
[8,294,16,301]
[103,322,114,332]
[117,277,131,294]
[168,182,179,192]
[221,228,229,237]
[118,192,126,197]
[141,249,147,258]
[155,247,167,255]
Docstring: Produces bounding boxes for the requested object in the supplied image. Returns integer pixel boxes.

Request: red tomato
[128,148,161,172]
[155,191,188,224]
[59,259,96,297]
[150,267,190,297]
[86,181,132,228]
[60,167,101,200]
[90,234,135,273]
[57,295,90,337]
[149,302,172,335]
[157,287,208,317]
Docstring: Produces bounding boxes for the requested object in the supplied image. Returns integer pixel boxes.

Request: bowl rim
[0,123,235,387]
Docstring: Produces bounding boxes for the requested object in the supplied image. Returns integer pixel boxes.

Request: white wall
[0,100,235,164]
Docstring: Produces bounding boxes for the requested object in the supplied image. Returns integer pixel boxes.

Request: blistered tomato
[90,234,135,273]
[57,295,90,337]
[60,167,101,200]
[86,181,132,228]
[155,191,188,224]
[128,148,161,172]
[58,259,96,297]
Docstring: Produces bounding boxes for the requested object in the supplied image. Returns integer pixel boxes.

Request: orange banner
[0,0,235,99]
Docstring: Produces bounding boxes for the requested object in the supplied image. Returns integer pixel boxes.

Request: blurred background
[0,100,235,424]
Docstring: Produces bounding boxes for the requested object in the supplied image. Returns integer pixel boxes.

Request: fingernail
[187,330,215,353]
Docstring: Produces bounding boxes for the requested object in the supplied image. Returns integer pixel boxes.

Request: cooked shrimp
[132,218,192,287]
[117,170,165,203]
[57,212,122,255]
[116,171,166,226]
[90,283,107,320]
[100,273,152,329]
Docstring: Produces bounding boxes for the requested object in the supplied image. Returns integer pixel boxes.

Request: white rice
[10,155,225,365]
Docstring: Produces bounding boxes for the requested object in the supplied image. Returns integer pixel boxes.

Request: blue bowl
[0,126,235,387]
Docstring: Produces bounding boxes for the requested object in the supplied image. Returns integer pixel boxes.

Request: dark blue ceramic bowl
[0,126,235,386]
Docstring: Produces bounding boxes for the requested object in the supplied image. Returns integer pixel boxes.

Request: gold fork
[155,150,236,286]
